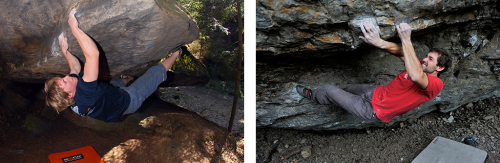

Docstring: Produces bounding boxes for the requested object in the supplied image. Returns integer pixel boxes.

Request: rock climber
[44,8,181,122]
[296,22,452,124]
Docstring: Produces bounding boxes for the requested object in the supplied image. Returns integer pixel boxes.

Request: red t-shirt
[372,70,443,123]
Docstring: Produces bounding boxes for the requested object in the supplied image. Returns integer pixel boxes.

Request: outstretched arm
[160,50,180,70]
[359,22,404,62]
[68,8,99,82]
[397,23,428,89]
[59,32,81,75]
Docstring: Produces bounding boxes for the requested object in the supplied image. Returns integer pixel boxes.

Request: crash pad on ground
[412,136,487,163]
[48,145,104,163]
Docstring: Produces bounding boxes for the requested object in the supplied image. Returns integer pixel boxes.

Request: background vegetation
[178,0,244,98]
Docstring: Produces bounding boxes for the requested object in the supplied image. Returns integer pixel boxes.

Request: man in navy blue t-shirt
[45,8,181,122]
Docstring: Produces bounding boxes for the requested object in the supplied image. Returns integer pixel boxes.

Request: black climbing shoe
[463,136,478,147]
[296,85,312,99]
[120,74,134,80]
[120,74,135,86]
[178,47,183,55]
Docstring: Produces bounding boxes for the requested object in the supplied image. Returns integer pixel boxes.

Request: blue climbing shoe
[463,136,478,147]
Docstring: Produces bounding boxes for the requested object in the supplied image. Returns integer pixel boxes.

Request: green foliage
[180,0,243,54]
[205,48,243,81]
[169,53,209,77]
[203,79,243,98]
[179,0,243,34]
[179,0,243,97]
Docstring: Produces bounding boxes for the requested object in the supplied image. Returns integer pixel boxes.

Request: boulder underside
[0,0,207,85]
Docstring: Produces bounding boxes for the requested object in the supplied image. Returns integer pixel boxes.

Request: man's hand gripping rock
[359,22,386,49]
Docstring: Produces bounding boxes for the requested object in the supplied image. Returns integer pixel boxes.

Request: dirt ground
[0,86,243,162]
[257,97,500,163]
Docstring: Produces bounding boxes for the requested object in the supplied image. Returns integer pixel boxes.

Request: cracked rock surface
[257,0,499,55]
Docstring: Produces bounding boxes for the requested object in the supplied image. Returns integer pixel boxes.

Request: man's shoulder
[425,74,443,92]
[427,74,443,84]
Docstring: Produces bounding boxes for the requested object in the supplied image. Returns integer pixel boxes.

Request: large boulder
[0,0,206,85]
[256,0,500,130]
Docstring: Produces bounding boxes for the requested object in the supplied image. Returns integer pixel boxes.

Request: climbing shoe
[120,74,134,80]
[463,136,478,148]
[120,74,135,85]
[296,85,312,99]
[178,47,183,55]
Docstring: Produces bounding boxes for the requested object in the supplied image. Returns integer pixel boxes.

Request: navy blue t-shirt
[70,71,131,122]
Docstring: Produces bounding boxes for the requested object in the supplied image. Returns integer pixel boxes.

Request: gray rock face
[258,0,500,55]
[156,86,245,134]
[256,0,500,130]
[0,0,204,85]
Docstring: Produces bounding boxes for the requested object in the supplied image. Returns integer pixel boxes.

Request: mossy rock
[171,51,209,78]
[23,114,49,137]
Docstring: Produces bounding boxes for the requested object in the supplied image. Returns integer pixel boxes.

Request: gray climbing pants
[311,84,380,122]
[110,64,167,115]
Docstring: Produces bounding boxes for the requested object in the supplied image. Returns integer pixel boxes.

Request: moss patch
[171,53,209,77]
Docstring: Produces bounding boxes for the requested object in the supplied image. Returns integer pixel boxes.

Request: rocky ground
[257,97,500,163]
[156,86,244,134]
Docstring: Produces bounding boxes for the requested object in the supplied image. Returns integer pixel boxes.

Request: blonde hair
[44,77,75,112]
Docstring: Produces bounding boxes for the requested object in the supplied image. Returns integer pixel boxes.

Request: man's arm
[68,8,99,82]
[58,32,81,75]
[160,50,180,70]
[396,23,428,89]
[359,22,404,62]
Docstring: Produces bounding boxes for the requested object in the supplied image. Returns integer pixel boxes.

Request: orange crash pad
[48,145,105,163]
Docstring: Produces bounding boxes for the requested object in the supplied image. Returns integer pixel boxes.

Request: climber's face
[56,75,78,99]
[421,51,444,76]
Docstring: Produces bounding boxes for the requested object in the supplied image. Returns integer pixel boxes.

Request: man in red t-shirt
[296,22,452,123]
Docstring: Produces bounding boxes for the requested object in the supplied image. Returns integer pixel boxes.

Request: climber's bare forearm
[59,32,81,74]
[161,50,180,70]
[380,41,404,62]
[397,23,428,89]
[63,50,81,74]
[68,8,98,82]
[70,25,99,61]
[359,22,404,62]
